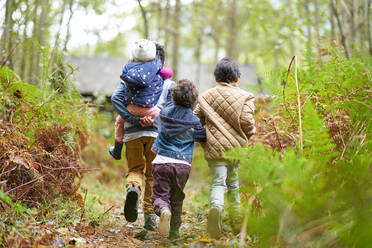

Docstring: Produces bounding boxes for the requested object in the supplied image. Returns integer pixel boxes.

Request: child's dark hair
[214,58,241,83]
[156,43,165,65]
[172,79,198,108]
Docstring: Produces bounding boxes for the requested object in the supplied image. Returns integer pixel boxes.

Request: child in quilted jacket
[109,39,173,160]
[194,58,256,239]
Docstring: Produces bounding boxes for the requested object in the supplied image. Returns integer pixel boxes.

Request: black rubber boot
[124,186,140,222]
[169,215,181,239]
[144,213,157,231]
[109,141,123,160]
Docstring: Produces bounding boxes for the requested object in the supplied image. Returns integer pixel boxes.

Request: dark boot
[124,186,140,222]
[109,141,123,160]
[207,207,222,239]
[144,213,157,231]
[169,215,181,239]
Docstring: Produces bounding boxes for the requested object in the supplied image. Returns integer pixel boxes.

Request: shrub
[224,46,372,247]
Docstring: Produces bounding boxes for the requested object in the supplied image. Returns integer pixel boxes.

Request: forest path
[70,159,233,248]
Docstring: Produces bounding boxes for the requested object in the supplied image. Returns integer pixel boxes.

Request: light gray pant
[210,164,240,212]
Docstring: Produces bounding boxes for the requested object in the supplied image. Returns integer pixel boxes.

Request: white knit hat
[131,39,156,62]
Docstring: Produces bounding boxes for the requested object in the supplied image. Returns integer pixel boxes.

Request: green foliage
[302,101,338,163]
[223,50,372,247]
[0,65,90,148]
[0,190,32,218]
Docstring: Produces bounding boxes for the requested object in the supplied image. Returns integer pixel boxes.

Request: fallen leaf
[199,237,216,243]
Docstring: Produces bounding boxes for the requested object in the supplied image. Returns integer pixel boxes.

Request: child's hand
[139,116,154,127]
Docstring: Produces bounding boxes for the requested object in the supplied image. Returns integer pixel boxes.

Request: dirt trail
[56,170,230,248]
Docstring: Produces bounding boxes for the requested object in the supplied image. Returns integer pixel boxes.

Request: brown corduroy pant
[124,136,156,214]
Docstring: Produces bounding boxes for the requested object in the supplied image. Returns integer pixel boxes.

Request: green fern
[302,101,339,163]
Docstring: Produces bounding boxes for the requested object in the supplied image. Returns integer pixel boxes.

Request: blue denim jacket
[152,102,206,163]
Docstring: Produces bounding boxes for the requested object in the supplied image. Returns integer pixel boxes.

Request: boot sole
[207,208,221,239]
[109,149,121,160]
[124,190,138,222]
[158,210,171,236]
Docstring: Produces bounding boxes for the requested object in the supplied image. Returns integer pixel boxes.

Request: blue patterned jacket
[120,59,163,108]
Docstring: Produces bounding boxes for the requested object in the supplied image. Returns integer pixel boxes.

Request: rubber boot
[124,186,140,222]
[144,213,157,231]
[109,141,123,160]
[169,215,181,239]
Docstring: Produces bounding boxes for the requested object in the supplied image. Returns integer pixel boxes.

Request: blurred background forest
[1,0,371,87]
[1,0,372,247]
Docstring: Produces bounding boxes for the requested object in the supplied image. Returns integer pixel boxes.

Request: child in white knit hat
[110,40,173,160]
[110,40,175,230]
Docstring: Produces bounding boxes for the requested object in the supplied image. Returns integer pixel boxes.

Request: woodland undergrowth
[0,57,93,245]
[223,43,372,247]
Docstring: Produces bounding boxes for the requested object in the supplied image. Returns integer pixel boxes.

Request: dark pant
[152,163,191,228]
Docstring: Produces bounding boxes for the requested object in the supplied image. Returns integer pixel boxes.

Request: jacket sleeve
[111,81,140,125]
[240,97,256,139]
[193,103,205,126]
[193,122,207,142]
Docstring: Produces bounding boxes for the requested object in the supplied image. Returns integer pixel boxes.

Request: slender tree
[63,0,75,51]
[1,0,16,67]
[367,0,372,55]
[164,0,171,54]
[226,0,238,58]
[171,0,181,80]
[137,0,149,38]
[331,0,350,58]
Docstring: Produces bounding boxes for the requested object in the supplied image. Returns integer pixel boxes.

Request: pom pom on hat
[159,68,173,79]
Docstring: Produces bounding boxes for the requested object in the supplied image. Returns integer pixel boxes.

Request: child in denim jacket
[151,79,206,238]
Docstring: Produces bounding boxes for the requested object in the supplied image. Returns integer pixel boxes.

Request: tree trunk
[314,0,321,56]
[1,0,13,53]
[164,0,170,53]
[288,0,296,56]
[330,0,336,40]
[195,34,202,86]
[49,0,68,70]
[137,0,149,39]
[63,0,75,51]
[35,0,47,82]
[156,2,162,40]
[171,0,181,80]
[367,0,372,55]
[1,0,15,68]
[20,0,31,79]
[331,0,350,58]
[213,37,220,64]
[304,0,312,52]
[28,3,39,84]
[226,0,238,58]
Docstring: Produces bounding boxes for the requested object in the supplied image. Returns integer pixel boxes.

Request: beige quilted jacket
[194,82,255,160]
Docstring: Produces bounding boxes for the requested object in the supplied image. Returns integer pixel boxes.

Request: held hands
[139,116,154,127]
